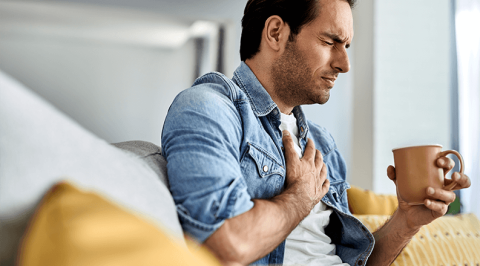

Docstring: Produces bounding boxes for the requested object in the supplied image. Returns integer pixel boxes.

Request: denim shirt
[162,62,375,266]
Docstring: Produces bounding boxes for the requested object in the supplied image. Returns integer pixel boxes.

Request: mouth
[321,77,336,87]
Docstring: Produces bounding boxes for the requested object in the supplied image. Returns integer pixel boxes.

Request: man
[161,0,471,265]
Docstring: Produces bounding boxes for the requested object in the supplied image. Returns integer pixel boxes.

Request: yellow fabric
[355,214,480,266]
[347,185,398,215]
[18,182,221,266]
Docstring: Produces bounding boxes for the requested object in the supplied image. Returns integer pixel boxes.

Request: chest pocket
[247,143,285,178]
[240,142,285,199]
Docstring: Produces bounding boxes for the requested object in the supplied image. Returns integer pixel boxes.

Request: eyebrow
[321,32,351,49]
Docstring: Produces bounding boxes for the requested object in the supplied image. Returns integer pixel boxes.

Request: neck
[245,58,294,115]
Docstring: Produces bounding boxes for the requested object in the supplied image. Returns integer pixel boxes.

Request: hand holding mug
[387,145,471,228]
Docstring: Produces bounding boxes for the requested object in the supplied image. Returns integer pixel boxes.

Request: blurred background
[0,0,478,216]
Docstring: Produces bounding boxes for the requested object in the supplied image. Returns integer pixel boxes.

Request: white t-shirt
[280,112,348,266]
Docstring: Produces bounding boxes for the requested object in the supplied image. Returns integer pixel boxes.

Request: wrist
[273,184,311,224]
[369,208,421,265]
[392,208,421,235]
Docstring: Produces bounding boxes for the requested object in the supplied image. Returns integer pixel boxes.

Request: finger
[302,138,316,160]
[318,162,328,180]
[322,178,330,194]
[282,130,299,162]
[451,172,472,190]
[436,157,455,172]
[318,162,328,193]
[314,149,324,170]
[424,199,448,217]
[387,165,396,181]
[426,187,456,204]
[314,176,329,205]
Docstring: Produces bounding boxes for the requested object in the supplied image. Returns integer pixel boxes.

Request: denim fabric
[162,62,375,266]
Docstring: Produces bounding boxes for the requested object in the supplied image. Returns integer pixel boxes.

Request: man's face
[272,0,353,108]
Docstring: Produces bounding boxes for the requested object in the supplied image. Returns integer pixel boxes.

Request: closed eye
[324,41,334,46]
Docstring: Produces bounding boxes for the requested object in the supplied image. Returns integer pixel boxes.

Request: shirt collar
[232,62,278,117]
[291,106,307,139]
[232,62,309,140]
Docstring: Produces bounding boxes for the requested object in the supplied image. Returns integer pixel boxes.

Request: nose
[331,47,350,73]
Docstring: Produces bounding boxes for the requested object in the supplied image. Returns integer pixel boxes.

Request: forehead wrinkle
[314,18,352,42]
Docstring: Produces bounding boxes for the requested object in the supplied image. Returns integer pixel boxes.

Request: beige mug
[392,145,464,205]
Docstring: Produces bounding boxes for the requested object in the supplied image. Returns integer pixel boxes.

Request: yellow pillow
[355,214,480,266]
[17,182,221,266]
[347,185,398,215]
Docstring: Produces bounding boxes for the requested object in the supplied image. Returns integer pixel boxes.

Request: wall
[350,0,375,190]
[350,0,453,194]
[374,0,452,193]
[0,36,195,145]
[57,0,248,78]
[0,0,248,146]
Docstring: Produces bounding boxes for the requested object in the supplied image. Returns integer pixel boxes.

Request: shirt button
[358,260,364,265]
[263,165,269,172]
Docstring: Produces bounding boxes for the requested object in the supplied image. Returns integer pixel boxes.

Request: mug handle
[438,150,464,191]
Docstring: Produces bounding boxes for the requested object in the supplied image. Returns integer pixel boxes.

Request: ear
[263,15,290,53]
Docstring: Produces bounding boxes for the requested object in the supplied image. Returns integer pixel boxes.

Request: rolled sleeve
[176,176,253,242]
[162,84,254,243]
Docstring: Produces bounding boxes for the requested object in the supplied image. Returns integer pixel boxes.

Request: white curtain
[456,0,480,218]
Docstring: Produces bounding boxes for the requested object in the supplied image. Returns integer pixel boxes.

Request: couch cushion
[347,185,398,215]
[355,213,480,265]
[0,70,182,265]
[18,182,219,266]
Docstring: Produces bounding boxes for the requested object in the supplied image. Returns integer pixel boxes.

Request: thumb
[387,165,396,184]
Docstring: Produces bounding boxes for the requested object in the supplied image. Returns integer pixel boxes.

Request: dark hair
[240,0,356,61]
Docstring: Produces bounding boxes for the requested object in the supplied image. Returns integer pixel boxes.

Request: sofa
[1,70,479,266]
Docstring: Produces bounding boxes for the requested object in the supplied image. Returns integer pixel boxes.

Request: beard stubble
[271,40,331,109]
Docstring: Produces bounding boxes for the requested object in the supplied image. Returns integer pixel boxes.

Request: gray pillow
[112,141,169,187]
